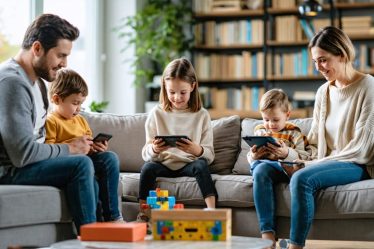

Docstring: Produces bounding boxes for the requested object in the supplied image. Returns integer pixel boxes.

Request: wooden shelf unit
[187,1,374,119]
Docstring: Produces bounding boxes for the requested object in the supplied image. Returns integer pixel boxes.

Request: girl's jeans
[252,160,369,247]
[139,158,217,200]
[0,151,121,232]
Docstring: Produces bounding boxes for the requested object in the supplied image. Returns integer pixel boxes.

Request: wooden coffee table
[50,235,273,249]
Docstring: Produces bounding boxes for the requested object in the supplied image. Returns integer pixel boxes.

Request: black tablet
[155,135,190,147]
[242,136,280,148]
[279,161,305,168]
[93,133,113,143]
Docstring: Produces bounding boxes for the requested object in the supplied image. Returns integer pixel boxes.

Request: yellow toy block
[151,208,231,241]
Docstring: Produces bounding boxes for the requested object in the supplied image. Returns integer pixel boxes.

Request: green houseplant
[89,101,109,113]
[116,0,193,86]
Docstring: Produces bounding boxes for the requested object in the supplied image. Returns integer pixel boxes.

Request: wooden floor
[303,240,374,249]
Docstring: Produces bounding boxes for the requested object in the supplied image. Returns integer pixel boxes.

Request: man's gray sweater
[0,59,69,178]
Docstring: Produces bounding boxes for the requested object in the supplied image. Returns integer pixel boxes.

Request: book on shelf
[292,91,315,110]
[275,15,303,42]
[342,16,372,36]
[211,0,244,12]
[268,48,314,77]
[272,0,296,9]
[354,44,374,71]
[293,91,315,101]
[193,0,262,13]
[194,19,263,46]
[313,18,330,33]
[195,51,264,80]
[200,86,265,111]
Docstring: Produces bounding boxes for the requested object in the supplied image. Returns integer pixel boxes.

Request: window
[0,0,30,62]
[43,0,87,80]
[42,0,102,108]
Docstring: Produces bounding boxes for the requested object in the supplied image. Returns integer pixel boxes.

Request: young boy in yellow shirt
[46,68,123,223]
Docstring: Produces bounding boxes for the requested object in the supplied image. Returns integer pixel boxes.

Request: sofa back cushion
[83,112,241,174]
[232,118,313,175]
[83,112,148,172]
[210,115,241,174]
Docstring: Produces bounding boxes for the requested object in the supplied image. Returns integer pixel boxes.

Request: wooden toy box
[151,208,231,241]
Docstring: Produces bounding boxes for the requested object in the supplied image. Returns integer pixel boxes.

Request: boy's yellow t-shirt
[45,112,92,144]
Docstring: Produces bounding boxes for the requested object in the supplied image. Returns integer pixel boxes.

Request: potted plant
[116,0,193,86]
[89,101,109,113]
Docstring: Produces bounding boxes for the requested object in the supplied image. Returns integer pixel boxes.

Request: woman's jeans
[0,151,121,232]
[139,158,217,201]
[252,160,369,247]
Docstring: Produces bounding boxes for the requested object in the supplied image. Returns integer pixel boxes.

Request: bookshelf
[192,0,374,118]
[193,2,267,119]
[190,0,374,119]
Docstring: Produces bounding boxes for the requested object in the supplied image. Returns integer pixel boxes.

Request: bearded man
[0,14,97,233]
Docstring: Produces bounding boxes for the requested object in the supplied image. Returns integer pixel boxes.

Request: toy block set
[80,189,231,243]
[142,188,184,210]
[80,222,147,242]
[151,208,232,241]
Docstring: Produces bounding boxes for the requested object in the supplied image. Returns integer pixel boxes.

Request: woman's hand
[152,138,169,154]
[176,138,203,157]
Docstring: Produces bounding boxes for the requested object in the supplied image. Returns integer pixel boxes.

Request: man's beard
[33,56,55,82]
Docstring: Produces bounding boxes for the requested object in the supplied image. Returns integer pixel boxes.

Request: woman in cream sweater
[254,26,374,249]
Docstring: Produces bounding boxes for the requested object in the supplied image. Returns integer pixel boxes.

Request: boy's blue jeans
[89,151,122,222]
[0,151,121,232]
[139,158,217,200]
[252,160,369,247]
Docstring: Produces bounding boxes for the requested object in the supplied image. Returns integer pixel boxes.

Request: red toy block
[80,222,147,242]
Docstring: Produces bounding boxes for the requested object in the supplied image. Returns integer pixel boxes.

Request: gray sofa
[1,112,374,248]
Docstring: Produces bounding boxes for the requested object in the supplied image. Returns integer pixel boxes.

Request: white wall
[103,0,145,114]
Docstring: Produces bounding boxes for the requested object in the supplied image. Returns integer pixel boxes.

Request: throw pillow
[210,115,241,174]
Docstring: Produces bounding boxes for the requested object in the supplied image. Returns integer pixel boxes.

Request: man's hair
[308,26,355,64]
[260,88,290,113]
[49,68,88,100]
[159,57,202,112]
[22,14,79,53]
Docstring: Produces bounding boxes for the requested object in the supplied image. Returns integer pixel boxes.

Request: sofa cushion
[275,179,374,219]
[121,173,254,207]
[84,112,241,174]
[210,115,241,174]
[232,118,313,175]
[0,185,71,228]
[83,112,148,172]
[121,173,374,219]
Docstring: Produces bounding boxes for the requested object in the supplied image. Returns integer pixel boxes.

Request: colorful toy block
[142,188,184,211]
[151,208,232,241]
[80,222,147,242]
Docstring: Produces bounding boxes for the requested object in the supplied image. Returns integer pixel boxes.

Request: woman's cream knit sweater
[307,74,374,177]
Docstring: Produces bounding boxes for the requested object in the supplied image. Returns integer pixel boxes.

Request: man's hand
[68,135,93,155]
[176,138,203,157]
